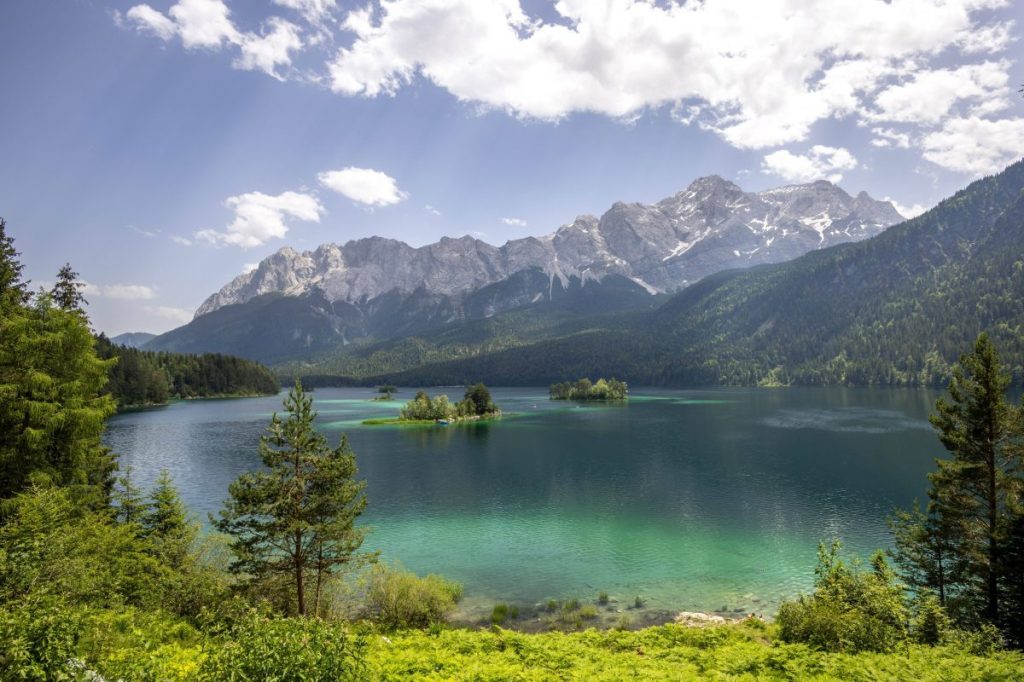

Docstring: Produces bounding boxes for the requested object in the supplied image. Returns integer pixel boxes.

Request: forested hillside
[96,335,280,408]
[310,160,1024,388]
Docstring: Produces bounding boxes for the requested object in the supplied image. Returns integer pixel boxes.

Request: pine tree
[927,333,1023,624]
[142,470,195,569]
[215,381,370,616]
[113,464,147,526]
[0,218,29,313]
[50,263,87,313]
[0,229,116,502]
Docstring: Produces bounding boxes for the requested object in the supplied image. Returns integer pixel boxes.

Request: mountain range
[147,176,904,364]
[304,159,1024,388]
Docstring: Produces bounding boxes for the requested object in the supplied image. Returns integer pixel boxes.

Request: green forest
[95,335,280,409]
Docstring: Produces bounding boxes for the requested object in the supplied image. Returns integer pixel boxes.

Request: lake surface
[104,386,943,618]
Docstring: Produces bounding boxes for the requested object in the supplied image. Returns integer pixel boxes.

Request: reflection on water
[104,386,943,614]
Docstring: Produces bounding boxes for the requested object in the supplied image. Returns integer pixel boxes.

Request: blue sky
[1,0,1022,335]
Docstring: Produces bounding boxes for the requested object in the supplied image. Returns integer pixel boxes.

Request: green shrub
[633,596,644,609]
[579,604,598,620]
[777,542,909,653]
[545,599,559,612]
[491,603,518,625]
[912,591,951,645]
[598,591,609,605]
[0,598,83,681]
[364,563,462,630]
[198,612,365,682]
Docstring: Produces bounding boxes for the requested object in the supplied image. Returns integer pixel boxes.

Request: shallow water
[105,386,943,616]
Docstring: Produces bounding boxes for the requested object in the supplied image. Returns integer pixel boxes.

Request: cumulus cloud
[317,167,408,206]
[197,190,324,248]
[273,0,336,25]
[234,17,303,80]
[866,61,1011,125]
[119,0,301,78]
[884,197,929,219]
[81,282,158,300]
[501,217,527,227]
[144,306,194,325]
[921,117,1024,176]
[761,145,859,183]
[327,0,1012,149]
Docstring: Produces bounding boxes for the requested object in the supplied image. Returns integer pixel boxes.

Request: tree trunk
[296,531,306,616]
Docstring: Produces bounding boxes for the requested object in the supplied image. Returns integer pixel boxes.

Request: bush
[365,563,462,630]
[598,591,609,605]
[777,542,909,653]
[490,603,518,625]
[0,598,83,681]
[198,611,365,682]
[912,591,951,645]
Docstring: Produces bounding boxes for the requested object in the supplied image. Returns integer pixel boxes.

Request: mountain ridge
[194,176,903,318]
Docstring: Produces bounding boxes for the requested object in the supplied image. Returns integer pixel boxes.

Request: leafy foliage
[550,377,628,400]
[777,542,909,653]
[399,385,501,421]
[363,563,463,630]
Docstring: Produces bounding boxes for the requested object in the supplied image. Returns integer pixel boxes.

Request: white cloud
[501,217,527,227]
[870,127,911,149]
[328,0,1012,149]
[235,18,303,80]
[921,117,1024,176]
[144,306,194,325]
[273,0,336,25]
[317,167,408,206]
[82,283,158,300]
[197,190,324,248]
[761,145,859,183]
[243,262,260,273]
[424,204,441,216]
[123,4,177,40]
[119,0,300,78]
[884,197,929,219]
[957,21,1016,55]
[170,235,194,246]
[867,61,1011,125]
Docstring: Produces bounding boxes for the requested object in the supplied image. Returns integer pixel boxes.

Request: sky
[1,0,1023,336]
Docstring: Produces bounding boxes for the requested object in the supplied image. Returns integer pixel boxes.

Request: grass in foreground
[367,620,1024,681]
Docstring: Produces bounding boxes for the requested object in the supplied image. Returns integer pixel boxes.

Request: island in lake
[550,378,628,401]
[364,383,501,425]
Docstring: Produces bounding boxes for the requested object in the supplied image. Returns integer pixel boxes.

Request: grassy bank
[53,615,1024,681]
[367,621,1023,681]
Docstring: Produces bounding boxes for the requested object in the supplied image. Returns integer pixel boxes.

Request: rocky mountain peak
[193,177,906,319]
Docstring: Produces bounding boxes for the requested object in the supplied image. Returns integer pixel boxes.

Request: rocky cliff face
[195,176,904,319]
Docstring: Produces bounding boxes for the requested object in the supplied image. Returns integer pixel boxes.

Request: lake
[104,386,943,620]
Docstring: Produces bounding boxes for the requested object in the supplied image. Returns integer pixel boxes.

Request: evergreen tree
[142,470,195,569]
[215,382,370,616]
[0,218,29,313]
[929,333,1023,623]
[50,263,87,313]
[1001,510,1024,648]
[113,464,147,526]
[0,230,117,502]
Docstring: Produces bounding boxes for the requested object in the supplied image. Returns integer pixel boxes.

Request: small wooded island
[550,377,628,401]
[364,383,501,425]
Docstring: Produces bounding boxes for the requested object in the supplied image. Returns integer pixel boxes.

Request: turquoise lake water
[103,386,943,618]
